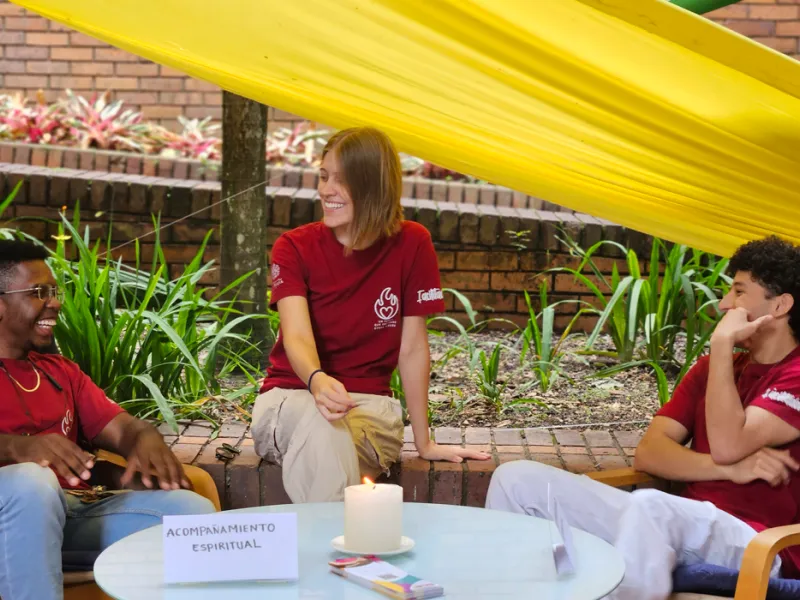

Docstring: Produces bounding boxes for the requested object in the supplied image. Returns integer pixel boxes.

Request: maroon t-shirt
[262,221,446,396]
[0,352,125,489]
[657,347,800,577]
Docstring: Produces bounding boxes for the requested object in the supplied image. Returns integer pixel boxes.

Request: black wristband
[307,369,324,393]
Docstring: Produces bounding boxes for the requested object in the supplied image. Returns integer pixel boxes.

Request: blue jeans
[0,462,216,600]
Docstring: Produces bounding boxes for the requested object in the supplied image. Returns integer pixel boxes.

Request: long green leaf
[585,276,633,349]
[0,181,23,218]
[126,373,179,432]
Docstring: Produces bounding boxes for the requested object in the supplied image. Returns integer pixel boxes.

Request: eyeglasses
[0,284,63,302]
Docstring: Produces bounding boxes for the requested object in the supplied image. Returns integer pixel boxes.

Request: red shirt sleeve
[269,233,308,308]
[61,359,125,441]
[656,355,710,431]
[749,368,800,430]
[402,225,446,317]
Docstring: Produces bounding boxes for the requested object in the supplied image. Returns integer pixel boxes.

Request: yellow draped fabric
[11,0,800,256]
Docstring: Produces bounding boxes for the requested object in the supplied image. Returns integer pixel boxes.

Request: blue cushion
[672,563,800,599]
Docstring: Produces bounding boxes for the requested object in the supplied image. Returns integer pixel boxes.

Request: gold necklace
[6,365,41,393]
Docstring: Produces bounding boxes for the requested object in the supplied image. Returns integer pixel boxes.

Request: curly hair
[0,239,48,292]
[728,235,800,339]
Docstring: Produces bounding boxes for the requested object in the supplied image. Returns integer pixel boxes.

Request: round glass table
[94,502,624,599]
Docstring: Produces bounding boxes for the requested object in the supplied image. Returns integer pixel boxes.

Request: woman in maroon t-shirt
[251,127,489,503]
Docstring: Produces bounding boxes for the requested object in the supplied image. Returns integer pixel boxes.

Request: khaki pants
[251,388,404,503]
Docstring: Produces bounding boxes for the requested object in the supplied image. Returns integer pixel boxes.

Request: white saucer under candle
[343,478,403,553]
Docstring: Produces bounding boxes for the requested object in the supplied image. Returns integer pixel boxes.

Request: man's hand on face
[121,428,190,490]
[711,306,773,347]
[10,434,95,487]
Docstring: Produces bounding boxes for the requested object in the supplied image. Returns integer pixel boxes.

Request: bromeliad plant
[0,91,72,145]
[61,90,153,153]
[48,209,267,431]
[265,122,330,167]
[1,91,476,180]
[155,116,221,161]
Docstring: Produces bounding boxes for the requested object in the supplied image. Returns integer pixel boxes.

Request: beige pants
[251,388,404,503]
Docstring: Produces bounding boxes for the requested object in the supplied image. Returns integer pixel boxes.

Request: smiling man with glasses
[0,283,64,301]
[0,239,216,600]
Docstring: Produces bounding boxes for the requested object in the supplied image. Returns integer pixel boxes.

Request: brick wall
[0,1,305,132]
[0,141,568,211]
[1,0,798,130]
[0,162,652,331]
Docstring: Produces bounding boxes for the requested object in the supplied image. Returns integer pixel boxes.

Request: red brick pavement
[157,422,644,509]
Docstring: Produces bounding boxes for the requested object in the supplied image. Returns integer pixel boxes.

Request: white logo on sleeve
[271,263,283,288]
[417,287,444,303]
[373,287,399,329]
[763,388,800,411]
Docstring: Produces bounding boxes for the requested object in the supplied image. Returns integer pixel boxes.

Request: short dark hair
[0,239,49,291]
[728,235,800,338]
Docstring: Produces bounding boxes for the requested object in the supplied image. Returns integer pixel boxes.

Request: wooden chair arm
[733,524,800,600]
[585,466,661,488]
[93,449,221,511]
[93,449,127,468]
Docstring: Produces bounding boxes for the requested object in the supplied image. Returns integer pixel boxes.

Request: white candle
[344,479,403,553]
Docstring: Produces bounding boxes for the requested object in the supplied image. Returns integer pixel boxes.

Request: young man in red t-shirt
[0,240,215,600]
[251,127,489,504]
[486,236,800,600]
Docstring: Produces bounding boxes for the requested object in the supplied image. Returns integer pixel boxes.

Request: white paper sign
[162,512,298,584]
[548,483,577,576]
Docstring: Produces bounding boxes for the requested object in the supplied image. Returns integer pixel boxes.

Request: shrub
[8,205,267,431]
[0,90,477,179]
[553,232,730,404]
[519,282,592,393]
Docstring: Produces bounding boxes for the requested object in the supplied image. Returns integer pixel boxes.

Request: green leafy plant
[554,233,728,369]
[0,181,25,240]
[427,288,484,370]
[390,368,405,404]
[551,237,641,363]
[469,342,507,411]
[591,359,671,406]
[389,367,409,422]
[265,290,281,340]
[519,282,590,393]
[553,231,730,403]
[48,209,266,431]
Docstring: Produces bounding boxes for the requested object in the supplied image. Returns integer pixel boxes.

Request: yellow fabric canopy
[11,0,800,256]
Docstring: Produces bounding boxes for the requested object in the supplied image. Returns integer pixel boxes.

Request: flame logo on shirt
[61,409,73,436]
[374,287,399,321]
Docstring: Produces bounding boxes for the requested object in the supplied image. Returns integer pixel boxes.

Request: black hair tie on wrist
[307,369,324,393]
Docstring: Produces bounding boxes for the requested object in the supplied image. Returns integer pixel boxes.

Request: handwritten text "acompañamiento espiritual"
[165,523,276,538]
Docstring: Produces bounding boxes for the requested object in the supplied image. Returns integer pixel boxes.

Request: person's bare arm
[397,316,489,463]
[92,412,189,490]
[634,416,728,481]
[0,434,94,487]
[634,415,799,486]
[277,296,354,420]
[706,332,800,464]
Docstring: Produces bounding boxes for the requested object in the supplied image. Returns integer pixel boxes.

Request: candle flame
[363,477,373,485]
